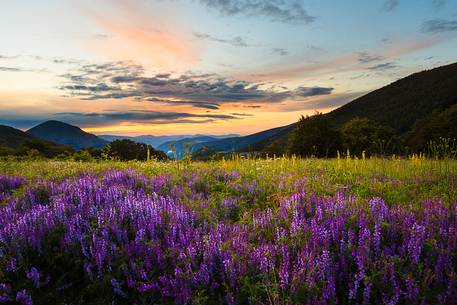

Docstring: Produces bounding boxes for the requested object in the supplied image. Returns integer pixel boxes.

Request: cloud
[93,34,109,40]
[52,110,237,126]
[367,62,398,71]
[272,48,289,56]
[293,86,333,97]
[0,54,19,60]
[279,92,366,112]
[432,0,446,7]
[194,32,250,47]
[144,97,221,109]
[52,58,84,65]
[0,66,23,72]
[59,61,334,107]
[230,112,254,116]
[358,52,384,63]
[0,109,240,129]
[433,0,447,8]
[421,19,457,33]
[80,0,201,68]
[246,35,445,80]
[382,0,400,11]
[384,0,445,12]
[0,66,47,73]
[198,0,315,24]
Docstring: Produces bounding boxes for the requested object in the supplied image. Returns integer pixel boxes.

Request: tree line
[283,112,457,158]
[0,139,168,161]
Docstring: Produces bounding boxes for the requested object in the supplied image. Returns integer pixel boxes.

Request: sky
[1,0,457,136]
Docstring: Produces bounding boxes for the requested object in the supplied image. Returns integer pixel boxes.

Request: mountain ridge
[27,120,108,149]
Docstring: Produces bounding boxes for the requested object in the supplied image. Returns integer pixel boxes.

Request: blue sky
[0,0,456,135]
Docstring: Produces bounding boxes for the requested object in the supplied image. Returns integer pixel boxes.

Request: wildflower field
[0,157,456,304]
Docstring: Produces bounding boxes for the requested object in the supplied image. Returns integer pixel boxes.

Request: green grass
[1,156,456,206]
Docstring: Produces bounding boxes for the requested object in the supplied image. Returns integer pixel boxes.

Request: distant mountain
[191,124,293,154]
[99,134,240,149]
[27,120,108,149]
[251,62,457,154]
[158,136,223,158]
[99,135,181,147]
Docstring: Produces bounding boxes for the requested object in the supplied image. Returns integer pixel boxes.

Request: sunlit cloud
[58,61,334,107]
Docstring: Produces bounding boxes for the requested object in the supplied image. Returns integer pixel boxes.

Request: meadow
[0,157,456,304]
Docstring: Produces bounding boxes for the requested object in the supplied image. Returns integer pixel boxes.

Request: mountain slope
[328,62,457,133]
[251,62,457,154]
[0,125,36,149]
[407,103,457,150]
[27,121,108,149]
[0,125,74,157]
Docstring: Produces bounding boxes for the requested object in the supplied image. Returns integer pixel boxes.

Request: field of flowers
[0,157,456,304]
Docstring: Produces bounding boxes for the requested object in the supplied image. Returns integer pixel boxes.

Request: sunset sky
[1,0,457,136]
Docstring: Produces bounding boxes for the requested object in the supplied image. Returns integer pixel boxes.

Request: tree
[340,117,394,156]
[104,139,167,161]
[407,104,457,152]
[288,113,341,157]
[73,150,94,162]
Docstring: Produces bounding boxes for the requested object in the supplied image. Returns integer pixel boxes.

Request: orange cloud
[81,0,202,69]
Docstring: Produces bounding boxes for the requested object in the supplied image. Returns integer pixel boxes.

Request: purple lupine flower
[16,290,33,305]
[363,280,372,305]
[405,278,419,302]
[0,175,22,193]
[0,283,12,302]
[278,244,290,289]
[407,223,426,264]
[6,258,17,272]
[111,278,127,298]
[0,168,455,304]
[26,267,41,288]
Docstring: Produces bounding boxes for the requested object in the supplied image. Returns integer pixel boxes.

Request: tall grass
[1,156,456,204]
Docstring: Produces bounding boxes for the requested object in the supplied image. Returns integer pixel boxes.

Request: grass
[2,156,456,206]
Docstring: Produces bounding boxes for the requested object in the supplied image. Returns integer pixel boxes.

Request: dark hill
[0,125,74,157]
[328,62,457,133]
[0,125,36,149]
[27,120,108,149]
